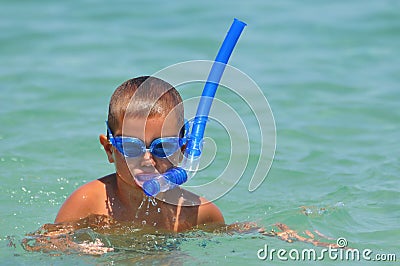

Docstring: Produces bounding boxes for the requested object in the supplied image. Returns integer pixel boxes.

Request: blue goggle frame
[106,121,186,158]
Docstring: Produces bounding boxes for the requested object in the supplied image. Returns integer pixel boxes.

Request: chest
[106,197,199,231]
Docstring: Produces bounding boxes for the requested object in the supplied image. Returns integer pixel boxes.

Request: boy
[55,76,224,232]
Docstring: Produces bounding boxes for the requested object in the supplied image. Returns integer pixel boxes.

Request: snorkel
[141,18,247,197]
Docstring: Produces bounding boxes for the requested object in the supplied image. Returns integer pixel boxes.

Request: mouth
[128,165,158,176]
[135,169,159,176]
[134,172,159,187]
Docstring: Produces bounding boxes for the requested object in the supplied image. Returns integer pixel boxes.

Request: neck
[115,172,146,209]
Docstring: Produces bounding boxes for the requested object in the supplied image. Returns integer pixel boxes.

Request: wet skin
[55,115,224,232]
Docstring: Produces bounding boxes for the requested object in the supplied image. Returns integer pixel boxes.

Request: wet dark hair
[107,76,184,136]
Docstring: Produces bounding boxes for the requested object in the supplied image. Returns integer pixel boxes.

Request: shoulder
[54,174,115,223]
[197,197,225,226]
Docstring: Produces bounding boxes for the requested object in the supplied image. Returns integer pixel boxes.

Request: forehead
[120,115,180,140]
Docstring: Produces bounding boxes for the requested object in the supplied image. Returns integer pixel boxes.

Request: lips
[135,169,159,175]
[134,172,159,187]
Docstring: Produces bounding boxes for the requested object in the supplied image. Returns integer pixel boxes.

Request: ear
[99,134,114,163]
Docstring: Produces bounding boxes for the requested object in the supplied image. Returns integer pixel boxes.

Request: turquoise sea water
[1,0,399,265]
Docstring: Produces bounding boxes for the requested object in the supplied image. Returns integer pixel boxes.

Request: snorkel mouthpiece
[141,18,246,197]
[142,167,188,196]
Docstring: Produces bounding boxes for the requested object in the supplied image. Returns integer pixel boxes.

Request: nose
[143,149,152,159]
[141,149,156,167]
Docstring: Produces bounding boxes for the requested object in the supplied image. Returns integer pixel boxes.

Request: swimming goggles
[106,121,186,158]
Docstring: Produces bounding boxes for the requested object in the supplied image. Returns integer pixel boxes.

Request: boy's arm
[197,197,225,226]
[55,180,106,223]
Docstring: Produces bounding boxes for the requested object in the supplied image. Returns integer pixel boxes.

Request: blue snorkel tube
[142,18,247,197]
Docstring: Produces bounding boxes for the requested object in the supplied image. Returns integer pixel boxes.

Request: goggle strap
[105,120,116,146]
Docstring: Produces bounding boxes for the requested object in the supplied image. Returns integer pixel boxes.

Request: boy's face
[109,114,182,188]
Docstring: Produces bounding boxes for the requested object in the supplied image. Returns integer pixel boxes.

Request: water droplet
[137,196,146,210]
[150,197,157,206]
[142,220,146,225]
[153,222,157,226]
[157,208,161,213]
[145,211,149,216]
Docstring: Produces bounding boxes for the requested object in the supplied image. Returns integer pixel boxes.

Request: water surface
[1,0,399,265]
